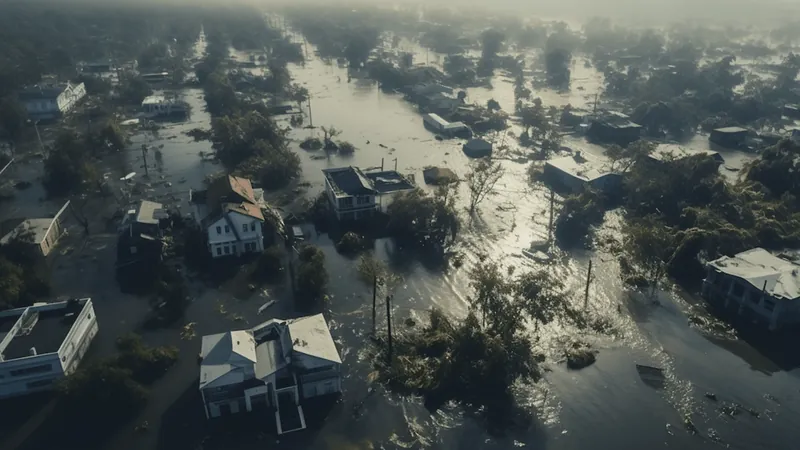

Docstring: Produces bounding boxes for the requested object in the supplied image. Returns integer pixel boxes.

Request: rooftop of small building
[323,166,376,197]
[0,299,90,362]
[709,248,800,301]
[135,200,167,225]
[649,144,723,163]
[0,218,58,246]
[364,170,415,194]
[142,95,167,105]
[593,111,643,129]
[546,153,617,183]
[18,84,69,100]
[713,126,749,134]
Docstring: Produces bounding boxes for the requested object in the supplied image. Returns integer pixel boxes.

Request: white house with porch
[199,314,342,434]
[702,248,800,330]
[189,175,266,258]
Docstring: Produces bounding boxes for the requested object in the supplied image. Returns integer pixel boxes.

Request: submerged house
[141,95,189,118]
[422,113,471,138]
[586,111,642,145]
[543,152,621,195]
[647,145,724,166]
[462,138,493,158]
[199,314,342,434]
[189,175,268,259]
[0,298,98,399]
[18,83,86,120]
[0,202,70,258]
[322,166,415,221]
[709,127,748,149]
[702,248,800,331]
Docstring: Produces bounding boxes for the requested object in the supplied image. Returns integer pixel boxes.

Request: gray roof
[199,330,257,389]
[323,167,376,196]
[464,138,492,152]
[287,314,342,364]
[0,218,58,245]
[545,154,617,183]
[364,170,416,194]
[713,126,748,134]
[649,145,723,163]
[18,85,68,100]
[709,248,800,301]
[254,339,288,379]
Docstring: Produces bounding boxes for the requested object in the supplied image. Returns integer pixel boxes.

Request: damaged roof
[709,248,800,301]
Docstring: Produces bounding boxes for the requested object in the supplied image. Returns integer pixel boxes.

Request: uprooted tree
[466,159,505,214]
[373,259,567,430]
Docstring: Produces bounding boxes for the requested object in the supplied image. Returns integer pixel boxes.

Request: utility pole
[393,158,398,171]
[548,189,555,244]
[141,144,149,177]
[372,274,377,336]
[307,98,313,128]
[386,295,393,363]
[381,157,384,171]
[584,260,593,310]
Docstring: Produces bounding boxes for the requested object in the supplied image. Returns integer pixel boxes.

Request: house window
[242,224,248,233]
[27,379,53,389]
[764,299,776,312]
[357,196,370,205]
[216,226,222,235]
[224,246,230,255]
[250,223,256,231]
[216,247,222,256]
[11,364,53,377]
[340,197,354,208]
[224,225,230,233]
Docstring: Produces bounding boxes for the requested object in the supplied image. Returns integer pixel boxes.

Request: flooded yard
[2,21,798,450]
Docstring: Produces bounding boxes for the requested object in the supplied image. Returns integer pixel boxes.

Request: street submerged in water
[2,22,799,450]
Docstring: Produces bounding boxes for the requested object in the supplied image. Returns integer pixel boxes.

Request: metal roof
[709,248,800,301]
[287,314,342,364]
[713,126,748,134]
[0,218,57,245]
[323,167,376,197]
[135,200,166,225]
[199,330,257,389]
[545,154,617,183]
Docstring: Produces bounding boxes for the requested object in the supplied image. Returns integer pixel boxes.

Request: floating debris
[636,364,665,389]
[684,415,698,435]
[705,392,717,401]
[258,300,276,314]
[708,428,722,443]
[180,322,197,340]
[564,341,597,369]
[764,394,780,405]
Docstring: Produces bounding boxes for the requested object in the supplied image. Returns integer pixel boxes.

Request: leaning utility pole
[386,295,393,363]
[307,98,313,128]
[584,260,593,310]
[372,274,378,336]
[141,144,149,177]
[548,189,555,244]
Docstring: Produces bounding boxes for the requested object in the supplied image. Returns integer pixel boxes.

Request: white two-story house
[18,83,86,121]
[0,298,98,399]
[322,166,415,221]
[190,175,266,258]
[199,314,342,434]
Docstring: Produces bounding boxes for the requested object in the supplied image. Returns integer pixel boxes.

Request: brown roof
[206,175,257,210]
[222,202,265,221]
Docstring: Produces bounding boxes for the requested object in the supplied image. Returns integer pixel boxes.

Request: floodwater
[3,23,798,450]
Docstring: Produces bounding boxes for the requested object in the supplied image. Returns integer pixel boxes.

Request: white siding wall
[206,212,264,259]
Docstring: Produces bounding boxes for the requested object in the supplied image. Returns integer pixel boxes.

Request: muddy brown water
[2,27,798,450]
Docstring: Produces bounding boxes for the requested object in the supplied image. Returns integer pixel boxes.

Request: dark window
[242,224,248,232]
[216,247,222,256]
[224,246,230,255]
[250,223,256,231]
[340,197,354,208]
[26,379,53,389]
[216,226,222,234]
[764,299,776,312]
[357,196,370,205]
[11,364,53,377]
[224,225,230,233]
